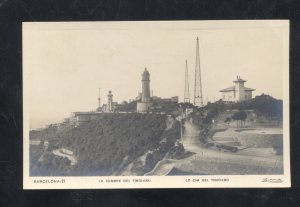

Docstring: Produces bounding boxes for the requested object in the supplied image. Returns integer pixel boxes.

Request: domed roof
[142,68,150,76]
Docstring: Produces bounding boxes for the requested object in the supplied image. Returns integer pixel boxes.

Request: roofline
[219,89,235,92]
[233,80,247,83]
[72,111,102,115]
[219,87,255,92]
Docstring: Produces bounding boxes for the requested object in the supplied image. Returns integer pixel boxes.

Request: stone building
[220,76,255,103]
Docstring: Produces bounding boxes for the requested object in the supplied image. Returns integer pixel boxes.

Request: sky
[23,20,289,129]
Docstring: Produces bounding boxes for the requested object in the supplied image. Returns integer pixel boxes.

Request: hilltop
[29,94,283,176]
[188,94,283,144]
[196,94,283,121]
[30,113,183,176]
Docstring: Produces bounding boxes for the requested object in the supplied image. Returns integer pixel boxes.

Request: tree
[232,110,247,127]
[224,117,231,123]
[179,102,194,115]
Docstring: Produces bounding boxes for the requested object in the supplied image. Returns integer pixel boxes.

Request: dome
[142,68,150,76]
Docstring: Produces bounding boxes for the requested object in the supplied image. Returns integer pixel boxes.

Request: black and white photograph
[22,20,290,189]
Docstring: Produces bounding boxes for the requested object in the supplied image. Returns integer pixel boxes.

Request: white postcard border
[23,20,290,189]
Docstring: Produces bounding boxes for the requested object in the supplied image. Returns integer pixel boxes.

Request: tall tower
[137,68,153,112]
[141,68,151,102]
[194,37,203,107]
[184,60,190,103]
[107,90,113,112]
[96,88,101,112]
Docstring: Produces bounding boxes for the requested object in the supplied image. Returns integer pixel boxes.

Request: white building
[220,76,255,103]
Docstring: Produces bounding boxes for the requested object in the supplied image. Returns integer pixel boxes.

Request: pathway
[53,148,77,166]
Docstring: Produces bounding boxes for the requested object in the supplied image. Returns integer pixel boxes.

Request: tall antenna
[98,88,101,108]
[194,37,203,107]
[184,60,190,103]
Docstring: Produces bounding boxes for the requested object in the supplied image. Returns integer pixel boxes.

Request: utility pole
[98,88,101,108]
[184,60,190,103]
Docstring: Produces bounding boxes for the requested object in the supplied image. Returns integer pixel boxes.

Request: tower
[141,68,151,102]
[137,68,153,112]
[96,88,101,112]
[107,90,113,112]
[184,60,190,103]
[233,76,246,102]
[194,37,203,107]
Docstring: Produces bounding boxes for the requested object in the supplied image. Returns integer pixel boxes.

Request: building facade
[220,76,255,103]
[70,112,103,126]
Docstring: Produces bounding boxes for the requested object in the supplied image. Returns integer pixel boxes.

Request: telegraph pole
[98,88,101,108]
[184,60,190,103]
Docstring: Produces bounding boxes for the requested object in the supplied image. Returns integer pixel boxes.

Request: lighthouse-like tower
[137,68,153,112]
[142,68,151,102]
[107,90,113,112]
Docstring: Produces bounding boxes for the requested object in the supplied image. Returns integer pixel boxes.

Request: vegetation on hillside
[30,113,182,176]
[226,94,283,120]
[142,120,181,174]
[190,94,283,144]
[115,101,137,112]
[152,101,180,115]
[29,94,282,176]
[31,150,71,176]
[64,114,168,175]
[232,110,247,127]
[30,125,58,140]
[115,99,180,115]
[30,138,72,176]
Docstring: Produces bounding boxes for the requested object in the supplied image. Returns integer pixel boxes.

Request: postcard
[23,20,290,189]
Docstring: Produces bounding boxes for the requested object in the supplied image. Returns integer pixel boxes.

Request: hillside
[30,113,182,176]
[199,94,283,121]
[30,125,58,140]
[188,94,283,144]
